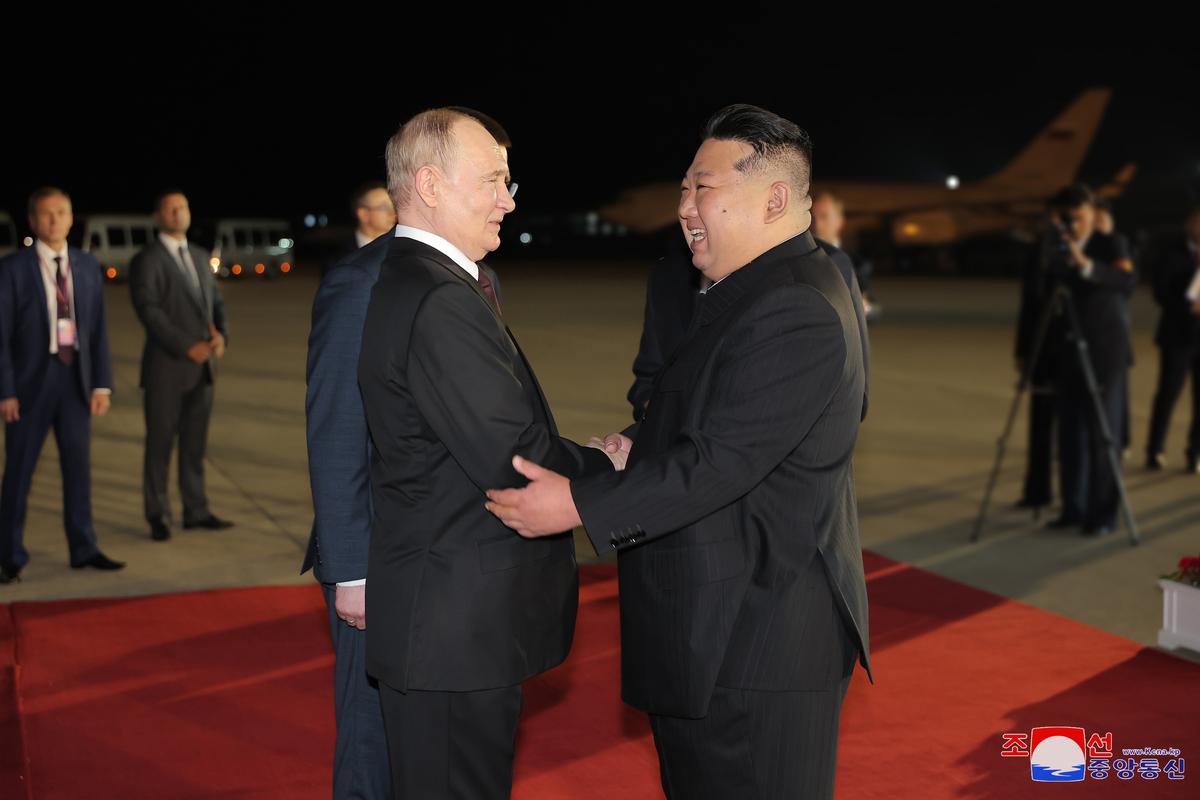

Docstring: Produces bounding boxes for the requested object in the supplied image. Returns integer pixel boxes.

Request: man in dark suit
[356,108,616,798]
[305,111,513,800]
[488,104,871,800]
[129,190,231,541]
[627,224,865,422]
[1042,185,1136,536]
[1146,208,1200,472]
[0,187,124,583]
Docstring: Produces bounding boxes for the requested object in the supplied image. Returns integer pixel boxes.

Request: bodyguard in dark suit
[129,190,231,541]
[0,187,124,583]
[1043,185,1136,536]
[1146,208,1200,472]
[488,105,871,800]
[357,109,614,799]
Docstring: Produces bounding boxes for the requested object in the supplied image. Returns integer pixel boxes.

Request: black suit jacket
[0,245,112,403]
[628,236,866,421]
[357,235,610,693]
[129,239,228,389]
[1152,236,1200,349]
[574,231,871,718]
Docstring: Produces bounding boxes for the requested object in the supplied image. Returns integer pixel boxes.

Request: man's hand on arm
[485,456,581,537]
[0,398,17,423]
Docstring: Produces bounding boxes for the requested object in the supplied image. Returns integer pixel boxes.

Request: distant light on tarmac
[902,223,921,237]
[106,268,117,279]
[281,262,292,273]
[304,215,316,228]
[232,264,243,275]
[278,238,294,248]
[318,215,329,227]
[255,263,266,274]
[946,175,960,190]
[520,233,532,245]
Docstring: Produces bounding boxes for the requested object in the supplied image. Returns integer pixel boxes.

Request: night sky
[4,19,1198,240]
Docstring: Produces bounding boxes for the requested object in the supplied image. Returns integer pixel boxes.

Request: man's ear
[414,165,440,209]
[765,181,790,223]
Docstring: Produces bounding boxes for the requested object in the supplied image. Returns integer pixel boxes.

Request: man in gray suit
[129,190,232,541]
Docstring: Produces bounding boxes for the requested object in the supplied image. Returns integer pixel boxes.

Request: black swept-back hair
[1050,182,1095,211]
[702,104,813,194]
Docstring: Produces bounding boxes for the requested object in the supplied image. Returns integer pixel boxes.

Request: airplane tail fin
[1096,162,1137,199]
[979,88,1111,195]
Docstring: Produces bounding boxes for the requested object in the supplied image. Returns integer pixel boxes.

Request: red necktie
[477,270,501,316]
[54,256,75,365]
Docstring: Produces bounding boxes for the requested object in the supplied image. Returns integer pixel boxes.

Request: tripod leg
[1061,291,1141,546]
[973,286,1061,542]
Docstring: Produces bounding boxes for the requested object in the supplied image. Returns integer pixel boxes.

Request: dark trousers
[378,682,522,800]
[321,584,391,800]
[1058,367,1125,529]
[1146,345,1200,459]
[1022,385,1057,505]
[143,373,212,524]
[0,359,100,568]
[648,678,852,800]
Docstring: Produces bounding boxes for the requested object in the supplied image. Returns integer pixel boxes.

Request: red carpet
[2,556,1197,799]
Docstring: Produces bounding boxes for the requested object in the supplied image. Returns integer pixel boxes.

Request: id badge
[57,318,77,348]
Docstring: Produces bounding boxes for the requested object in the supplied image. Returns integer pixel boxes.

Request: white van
[210,219,295,279]
[81,215,157,281]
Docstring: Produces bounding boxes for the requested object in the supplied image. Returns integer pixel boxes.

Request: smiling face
[678,138,775,282]
[431,119,515,261]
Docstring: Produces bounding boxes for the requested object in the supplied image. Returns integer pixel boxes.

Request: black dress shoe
[1046,515,1081,530]
[184,515,234,530]
[1186,455,1200,474]
[71,552,126,571]
[150,520,171,541]
[1146,453,1167,471]
[0,562,22,584]
[1082,522,1116,537]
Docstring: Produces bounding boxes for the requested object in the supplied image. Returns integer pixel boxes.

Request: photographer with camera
[1038,184,1136,536]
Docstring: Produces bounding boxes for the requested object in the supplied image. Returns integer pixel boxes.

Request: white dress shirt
[34,240,74,355]
[33,240,110,395]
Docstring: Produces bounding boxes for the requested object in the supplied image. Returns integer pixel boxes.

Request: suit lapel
[25,247,50,337]
[388,237,558,430]
[157,239,208,318]
[67,247,87,333]
[390,237,500,324]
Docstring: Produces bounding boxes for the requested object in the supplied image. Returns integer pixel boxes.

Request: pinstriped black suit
[571,231,871,799]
